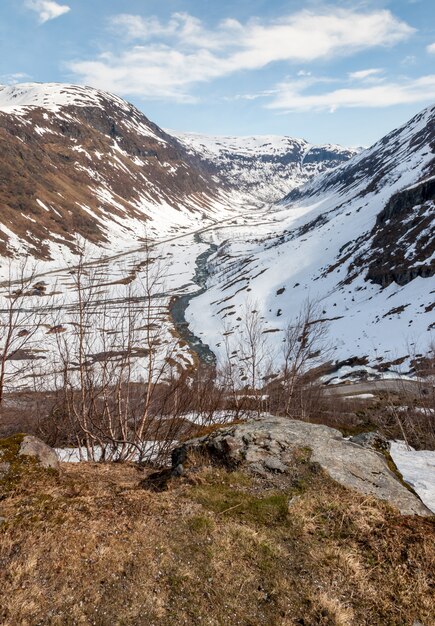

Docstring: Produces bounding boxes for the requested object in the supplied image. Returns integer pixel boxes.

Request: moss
[293,446,312,463]
[0,433,57,497]
[187,515,214,533]
[383,450,420,498]
[0,433,26,461]
[190,480,289,526]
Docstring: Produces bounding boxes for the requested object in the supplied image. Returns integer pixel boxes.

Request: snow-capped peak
[0,82,130,115]
[170,129,358,202]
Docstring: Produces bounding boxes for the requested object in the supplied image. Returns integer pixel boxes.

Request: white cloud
[348,68,384,81]
[267,75,435,112]
[0,72,31,85]
[69,8,414,102]
[427,43,435,54]
[25,0,70,24]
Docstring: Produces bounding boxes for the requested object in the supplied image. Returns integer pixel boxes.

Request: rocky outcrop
[18,435,59,470]
[349,431,391,453]
[173,416,432,516]
[363,176,435,287]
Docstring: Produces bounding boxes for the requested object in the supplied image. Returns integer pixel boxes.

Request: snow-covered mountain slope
[169,130,359,202]
[0,82,356,264]
[0,83,245,261]
[186,104,435,373]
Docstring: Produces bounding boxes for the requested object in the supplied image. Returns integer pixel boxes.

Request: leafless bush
[0,258,49,409]
[257,299,332,419]
[380,341,435,449]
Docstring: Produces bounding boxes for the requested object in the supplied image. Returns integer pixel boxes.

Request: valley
[1,2,435,623]
[0,83,433,393]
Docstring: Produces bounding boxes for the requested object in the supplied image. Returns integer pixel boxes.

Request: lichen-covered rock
[174,416,432,517]
[349,431,390,452]
[18,435,59,470]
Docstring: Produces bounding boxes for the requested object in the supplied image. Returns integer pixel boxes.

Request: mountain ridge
[170,129,359,202]
[0,82,234,260]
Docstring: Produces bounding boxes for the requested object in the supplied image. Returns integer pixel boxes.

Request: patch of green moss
[0,433,56,497]
[0,433,26,462]
[190,480,289,526]
[187,515,214,533]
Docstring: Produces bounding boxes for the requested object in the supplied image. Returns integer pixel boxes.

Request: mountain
[0,81,433,375]
[0,82,356,262]
[186,104,435,375]
[170,130,359,202]
[0,83,236,260]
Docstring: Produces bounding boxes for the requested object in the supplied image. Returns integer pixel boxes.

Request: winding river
[169,235,218,366]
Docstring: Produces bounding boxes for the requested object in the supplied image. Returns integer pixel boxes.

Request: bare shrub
[0,259,48,410]
[260,299,332,419]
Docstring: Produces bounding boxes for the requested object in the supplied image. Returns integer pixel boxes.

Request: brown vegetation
[0,438,434,626]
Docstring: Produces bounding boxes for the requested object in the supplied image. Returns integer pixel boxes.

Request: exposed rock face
[363,177,435,287]
[175,416,432,517]
[18,435,59,470]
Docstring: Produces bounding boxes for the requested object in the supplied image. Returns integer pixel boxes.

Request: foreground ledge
[173,416,432,517]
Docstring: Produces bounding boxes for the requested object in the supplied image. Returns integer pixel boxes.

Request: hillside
[0,83,236,260]
[0,82,356,263]
[186,104,435,374]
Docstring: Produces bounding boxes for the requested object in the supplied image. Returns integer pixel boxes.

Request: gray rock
[176,416,431,517]
[262,456,287,473]
[0,461,11,478]
[349,431,390,452]
[18,435,59,470]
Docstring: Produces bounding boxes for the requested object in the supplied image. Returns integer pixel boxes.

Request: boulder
[18,435,59,470]
[174,416,431,517]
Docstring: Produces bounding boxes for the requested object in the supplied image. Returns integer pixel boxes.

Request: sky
[0,1,434,146]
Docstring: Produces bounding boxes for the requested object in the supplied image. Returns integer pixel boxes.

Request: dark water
[169,236,218,366]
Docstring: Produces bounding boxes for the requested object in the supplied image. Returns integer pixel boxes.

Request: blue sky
[0,1,434,146]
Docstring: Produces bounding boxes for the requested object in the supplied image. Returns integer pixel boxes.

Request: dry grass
[0,443,434,626]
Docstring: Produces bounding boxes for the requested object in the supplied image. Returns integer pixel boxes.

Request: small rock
[250,462,269,478]
[350,431,390,453]
[172,464,185,477]
[18,436,59,470]
[263,456,287,473]
[0,461,11,478]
